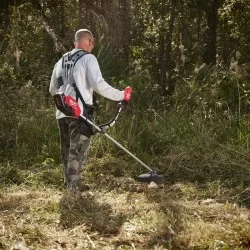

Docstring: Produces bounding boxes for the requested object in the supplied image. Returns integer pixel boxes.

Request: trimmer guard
[137,171,164,183]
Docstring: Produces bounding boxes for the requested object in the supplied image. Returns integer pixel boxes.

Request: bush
[0,64,60,165]
[1,62,250,189]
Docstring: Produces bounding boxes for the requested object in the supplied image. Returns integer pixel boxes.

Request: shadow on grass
[59,191,125,234]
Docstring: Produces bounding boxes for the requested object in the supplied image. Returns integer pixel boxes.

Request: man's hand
[123,86,132,101]
[118,86,133,110]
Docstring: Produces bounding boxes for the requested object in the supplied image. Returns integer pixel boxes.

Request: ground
[0,178,250,250]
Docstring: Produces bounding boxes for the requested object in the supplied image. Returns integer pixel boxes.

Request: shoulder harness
[57,50,89,107]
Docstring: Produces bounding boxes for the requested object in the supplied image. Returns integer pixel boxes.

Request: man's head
[74,29,94,52]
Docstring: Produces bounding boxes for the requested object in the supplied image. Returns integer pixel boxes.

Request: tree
[203,0,221,65]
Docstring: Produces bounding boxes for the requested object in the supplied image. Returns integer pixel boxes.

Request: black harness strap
[61,50,89,108]
[57,50,96,136]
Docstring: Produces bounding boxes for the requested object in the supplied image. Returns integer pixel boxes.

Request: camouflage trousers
[57,117,91,189]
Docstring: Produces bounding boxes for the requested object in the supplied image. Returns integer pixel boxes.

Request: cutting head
[137,171,164,183]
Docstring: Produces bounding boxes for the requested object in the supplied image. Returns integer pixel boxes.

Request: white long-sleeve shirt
[49,49,124,119]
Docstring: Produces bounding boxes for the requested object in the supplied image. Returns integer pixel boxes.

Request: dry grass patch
[0,182,249,249]
[174,200,250,249]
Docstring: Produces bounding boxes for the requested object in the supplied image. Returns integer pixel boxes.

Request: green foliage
[219,0,250,62]
[0,0,250,194]
[176,65,250,120]
[93,41,126,81]
[1,2,250,249]
[0,62,60,165]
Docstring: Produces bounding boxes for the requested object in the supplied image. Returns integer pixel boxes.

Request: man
[49,29,132,192]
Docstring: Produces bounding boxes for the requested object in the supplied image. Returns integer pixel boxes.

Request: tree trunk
[197,12,201,58]
[165,0,177,95]
[78,0,87,28]
[0,0,14,55]
[119,0,131,65]
[58,1,66,40]
[159,27,167,95]
[159,0,177,96]
[203,0,219,65]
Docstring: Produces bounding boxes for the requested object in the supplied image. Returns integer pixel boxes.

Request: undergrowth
[0,65,250,249]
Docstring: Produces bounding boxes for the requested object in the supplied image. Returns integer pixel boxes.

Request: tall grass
[0,63,250,194]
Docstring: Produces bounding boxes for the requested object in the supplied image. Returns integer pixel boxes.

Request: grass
[0,170,249,249]
[0,79,250,249]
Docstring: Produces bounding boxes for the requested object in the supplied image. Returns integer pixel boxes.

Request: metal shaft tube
[80,114,153,172]
[103,132,153,172]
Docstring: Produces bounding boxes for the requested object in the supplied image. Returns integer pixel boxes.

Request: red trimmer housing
[53,93,81,117]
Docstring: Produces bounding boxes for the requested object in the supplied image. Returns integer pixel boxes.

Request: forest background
[0,0,250,249]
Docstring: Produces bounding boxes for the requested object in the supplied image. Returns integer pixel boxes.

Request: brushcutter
[53,92,164,183]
